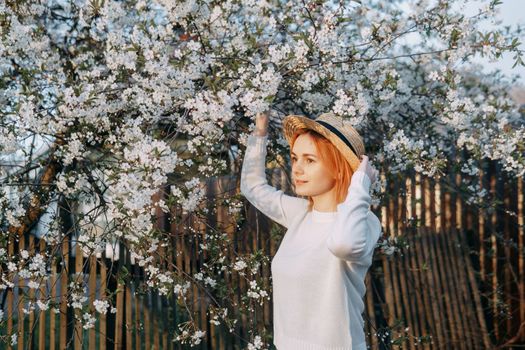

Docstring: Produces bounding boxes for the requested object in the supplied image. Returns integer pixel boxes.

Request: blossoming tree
[0,0,523,348]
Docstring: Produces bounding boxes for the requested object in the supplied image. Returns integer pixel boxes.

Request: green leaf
[512,55,524,68]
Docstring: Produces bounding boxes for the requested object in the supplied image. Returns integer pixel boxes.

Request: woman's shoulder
[280,193,309,225]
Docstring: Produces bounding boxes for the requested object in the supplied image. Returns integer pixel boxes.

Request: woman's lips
[295,180,308,185]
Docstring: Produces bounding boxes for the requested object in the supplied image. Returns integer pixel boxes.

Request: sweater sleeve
[240,133,308,228]
[326,171,382,265]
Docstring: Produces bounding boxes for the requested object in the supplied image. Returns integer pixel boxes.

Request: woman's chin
[294,188,309,196]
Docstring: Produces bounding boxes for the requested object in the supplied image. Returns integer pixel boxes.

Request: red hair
[289,129,354,211]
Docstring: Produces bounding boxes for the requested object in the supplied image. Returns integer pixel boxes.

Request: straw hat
[282,112,365,172]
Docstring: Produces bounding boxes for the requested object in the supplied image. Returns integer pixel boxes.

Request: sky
[464,0,525,85]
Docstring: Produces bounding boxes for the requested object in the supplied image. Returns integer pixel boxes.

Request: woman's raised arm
[240,112,307,228]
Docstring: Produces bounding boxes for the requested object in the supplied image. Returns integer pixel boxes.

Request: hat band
[316,120,358,157]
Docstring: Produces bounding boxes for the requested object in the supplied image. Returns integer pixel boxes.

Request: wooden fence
[375,157,524,348]
[1,154,523,349]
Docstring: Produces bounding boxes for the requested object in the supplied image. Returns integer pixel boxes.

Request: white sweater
[240,133,382,350]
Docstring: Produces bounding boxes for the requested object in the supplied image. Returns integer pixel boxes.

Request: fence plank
[27,235,35,349]
[413,226,438,347]
[409,228,431,350]
[517,177,525,340]
[420,225,445,346]
[59,235,68,350]
[144,295,151,350]
[115,281,124,350]
[99,257,107,350]
[153,294,160,350]
[392,180,406,337]
[489,166,500,340]
[17,234,25,350]
[382,175,396,332]
[126,284,133,350]
[89,255,97,350]
[396,181,416,350]
[49,256,57,350]
[134,293,140,350]
[440,174,471,350]
[409,172,439,345]
[364,272,377,349]
[426,226,456,347]
[481,161,491,333]
[503,172,514,338]
[7,234,14,350]
[451,228,480,348]
[39,239,47,350]
[457,227,493,349]
[75,243,83,349]
[438,228,468,350]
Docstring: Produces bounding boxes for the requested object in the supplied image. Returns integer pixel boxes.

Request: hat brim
[282,114,362,173]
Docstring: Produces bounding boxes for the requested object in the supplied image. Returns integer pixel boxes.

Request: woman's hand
[356,155,379,185]
[254,110,270,136]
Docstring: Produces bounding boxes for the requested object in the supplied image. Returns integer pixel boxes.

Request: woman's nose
[292,163,304,175]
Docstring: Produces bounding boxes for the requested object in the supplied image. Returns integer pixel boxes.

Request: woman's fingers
[358,155,378,184]
[357,155,368,173]
[254,111,270,136]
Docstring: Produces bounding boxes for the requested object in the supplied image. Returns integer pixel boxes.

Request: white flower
[360,27,372,40]
[428,71,440,81]
[268,43,291,64]
[233,259,247,271]
[82,313,96,329]
[191,330,206,345]
[20,250,29,259]
[247,335,266,350]
[204,277,217,288]
[93,299,110,315]
[174,281,191,296]
[384,246,396,256]
[7,262,17,272]
[37,300,49,311]
[28,280,40,289]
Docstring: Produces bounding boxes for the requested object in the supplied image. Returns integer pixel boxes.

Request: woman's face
[291,133,336,197]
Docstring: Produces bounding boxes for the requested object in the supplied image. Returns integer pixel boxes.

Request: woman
[240,110,382,350]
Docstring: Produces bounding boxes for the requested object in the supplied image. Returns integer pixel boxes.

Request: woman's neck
[311,188,338,212]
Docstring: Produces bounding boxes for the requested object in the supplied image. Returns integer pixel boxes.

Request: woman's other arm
[326,158,382,265]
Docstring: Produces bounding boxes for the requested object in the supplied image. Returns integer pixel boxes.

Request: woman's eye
[291,157,313,163]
